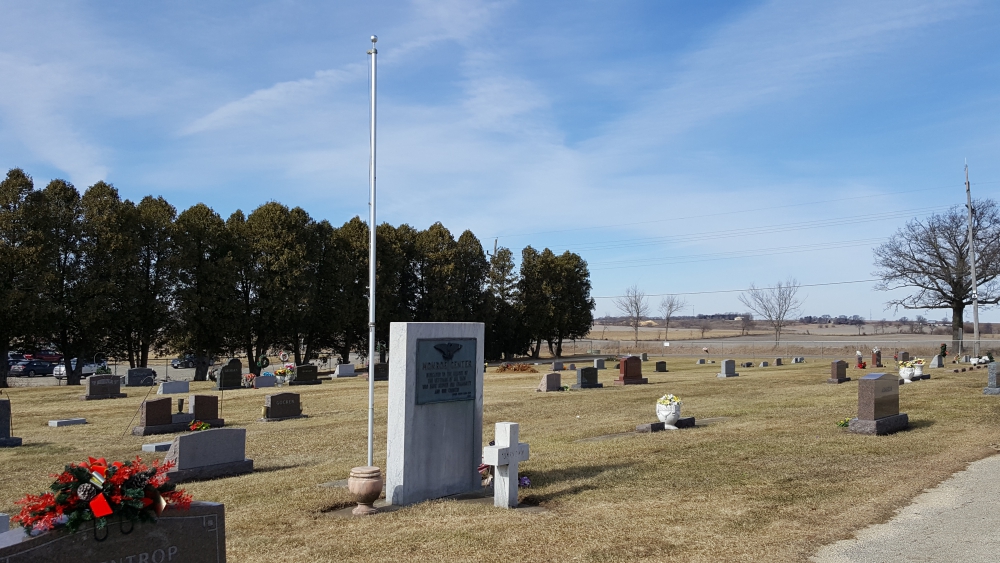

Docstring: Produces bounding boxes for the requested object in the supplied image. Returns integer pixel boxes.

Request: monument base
[570,383,603,389]
[636,417,696,432]
[259,414,307,422]
[80,393,127,401]
[984,387,1000,395]
[215,385,242,391]
[0,437,22,447]
[167,459,253,483]
[613,378,648,385]
[848,413,909,436]
[717,373,739,378]
[288,380,322,386]
[131,418,224,436]
[827,377,852,384]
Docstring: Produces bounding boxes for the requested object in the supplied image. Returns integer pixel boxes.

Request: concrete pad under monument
[386,322,484,506]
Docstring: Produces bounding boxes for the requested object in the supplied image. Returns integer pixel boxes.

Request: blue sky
[2,0,1000,322]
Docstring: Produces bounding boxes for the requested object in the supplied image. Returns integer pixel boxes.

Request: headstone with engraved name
[157,380,188,395]
[363,362,389,382]
[828,360,851,384]
[0,399,22,447]
[125,368,156,387]
[290,364,320,385]
[717,359,739,378]
[614,357,647,385]
[572,367,602,389]
[215,359,243,390]
[82,374,127,400]
[262,392,304,421]
[387,322,484,506]
[0,502,226,562]
[849,373,908,435]
[335,363,356,377]
[536,372,561,392]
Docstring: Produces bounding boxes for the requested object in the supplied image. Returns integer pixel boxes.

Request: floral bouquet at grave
[189,420,210,431]
[241,373,256,388]
[836,417,851,428]
[657,394,682,406]
[899,361,913,368]
[273,363,295,381]
[941,343,948,357]
[12,457,191,536]
[913,358,926,366]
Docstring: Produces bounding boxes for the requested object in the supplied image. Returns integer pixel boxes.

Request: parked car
[9,360,55,377]
[32,350,63,362]
[52,359,106,378]
[171,354,197,369]
[7,352,25,367]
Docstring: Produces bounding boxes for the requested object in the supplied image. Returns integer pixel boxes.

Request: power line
[593,279,878,299]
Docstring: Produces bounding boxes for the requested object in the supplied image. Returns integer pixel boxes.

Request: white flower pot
[656,402,681,427]
[913,364,923,377]
[899,367,915,383]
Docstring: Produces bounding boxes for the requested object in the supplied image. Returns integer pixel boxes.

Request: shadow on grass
[254,463,300,474]
[906,418,936,430]
[520,462,631,504]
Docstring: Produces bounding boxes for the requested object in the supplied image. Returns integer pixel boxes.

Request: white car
[52,359,106,378]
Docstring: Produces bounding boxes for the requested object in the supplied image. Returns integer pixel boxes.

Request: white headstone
[157,381,190,395]
[593,359,605,370]
[334,364,356,377]
[48,418,86,427]
[483,422,530,509]
[386,322,485,506]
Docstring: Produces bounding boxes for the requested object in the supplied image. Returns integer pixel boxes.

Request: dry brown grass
[2,361,999,562]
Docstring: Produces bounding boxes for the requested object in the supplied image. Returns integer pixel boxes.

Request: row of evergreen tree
[0,168,595,385]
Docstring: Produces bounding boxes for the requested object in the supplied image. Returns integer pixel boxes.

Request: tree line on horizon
[0,168,595,386]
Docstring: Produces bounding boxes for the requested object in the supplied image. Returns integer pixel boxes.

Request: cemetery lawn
[2,362,1000,562]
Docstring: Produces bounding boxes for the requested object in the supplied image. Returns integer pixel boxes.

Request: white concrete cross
[482,422,530,508]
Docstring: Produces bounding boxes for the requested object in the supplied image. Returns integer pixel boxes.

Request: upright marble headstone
[0,399,22,447]
[931,355,944,368]
[82,374,126,400]
[536,373,561,392]
[717,359,739,378]
[849,373,908,435]
[984,362,1000,395]
[386,322,484,506]
[593,359,605,370]
[0,502,226,562]
[572,367,602,389]
[215,359,243,390]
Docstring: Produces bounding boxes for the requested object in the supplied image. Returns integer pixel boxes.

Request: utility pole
[965,162,981,357]
[366,35,378,467]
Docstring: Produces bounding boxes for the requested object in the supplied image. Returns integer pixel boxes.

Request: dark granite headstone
[369,362,389,381]
[263,392,302,420]
[828,360,850,384]
[572,367,603,389]
[774,358,782,366]
[126,368,156,387]
[872,350,883,367]
[0,502,226,562]
[614,357,647,385]
[82,374,126,400]
[190,395,219,421]
[0,399,22,447]
[899,351,910,362]
[216,359,243,390]
[850,373,908,435]
[655,361,667,372]
[290,364,320,385]
[140,397,173,427]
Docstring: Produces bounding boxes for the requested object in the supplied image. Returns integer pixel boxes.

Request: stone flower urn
[348,466,383,516]
[656,402,681,428]
[913,364,924,378]
[899,366,915,383]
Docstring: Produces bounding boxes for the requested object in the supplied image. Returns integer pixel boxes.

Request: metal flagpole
[965,163,981,357]
[366,35,378,467]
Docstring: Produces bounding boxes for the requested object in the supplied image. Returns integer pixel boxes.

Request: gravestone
[849,373,908,435]
[962,355,971,363]
[984,362,1000,395]
[593,359,605,370]
[82,374,126,400]
[334,363,356,377]
[741,361,753,368]
[551,361,563,371]
[568,363,576,370]
[572,367,602,389]
[386,322,484,506]
[872,350,883,368]
[899,351,910,362]
[482,422,530,509]
[215,359,243,390]
[696,359,706,365]
[253,375,276,388]
[0,399,22,447]
[140,398,173,427]
[48,418,86,427]
[655,361,667,372]
[262,392,303,421]
[930,355,944,368]
[759,361,769,367]
[793,356,805,363]
[717,359,739,378]
[0,501,226,562]
[828,360,851,384]
[290,364,321,385]
[774,358,782,366]
[0,513,7,531]
[536,372,561,392]
[141,441,171,452]
[614,357,647,385]
[640,353,648,361]
[164,428,253,483]
[190,395,219,421]
[363,362,389,381]
[156,380,189,395]
[125,368,156,387]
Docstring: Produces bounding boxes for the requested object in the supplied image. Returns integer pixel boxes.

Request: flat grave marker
[47,418,86,427]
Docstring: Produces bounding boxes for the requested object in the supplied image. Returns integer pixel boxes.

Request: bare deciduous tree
[739,313,755,336]
[874,200,1000,353]
[614,284,648,346]
[658,295,686,340]
[699,319,712,338]
[738,278,802,343]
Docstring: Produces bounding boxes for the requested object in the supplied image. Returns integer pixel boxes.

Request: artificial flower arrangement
[898,361,913,368]
[273,363,295,382]
[912,358,926,366]
[657,394,682,406]
[241,372,256,388]
[12,457,191,537]
[836,417,851,428]
[189,420,211,431]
